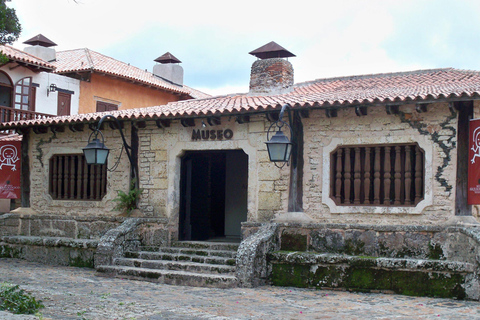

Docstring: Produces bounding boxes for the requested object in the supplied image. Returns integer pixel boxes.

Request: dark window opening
[96,101,118,112]
[330,143,425,206]
[49,154,107,200]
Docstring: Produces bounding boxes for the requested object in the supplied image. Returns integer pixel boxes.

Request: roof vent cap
[249,41,295,60]
[153,52,183,86]
[23,34,57,62]
[23,34,57,47]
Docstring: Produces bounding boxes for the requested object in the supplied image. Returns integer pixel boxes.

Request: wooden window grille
[49,154,107,200]
[330,143,424,206]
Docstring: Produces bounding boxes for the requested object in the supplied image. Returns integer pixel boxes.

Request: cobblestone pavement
[1,258,480,320]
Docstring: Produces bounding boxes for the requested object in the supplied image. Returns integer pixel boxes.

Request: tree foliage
[0,0,21,45]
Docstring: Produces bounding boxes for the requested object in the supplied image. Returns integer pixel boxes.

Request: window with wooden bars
[49,154,107,200]
[330,143,425,206]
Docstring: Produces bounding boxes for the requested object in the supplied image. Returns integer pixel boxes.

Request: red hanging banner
[0,141,21,199]
[468,119,480,204]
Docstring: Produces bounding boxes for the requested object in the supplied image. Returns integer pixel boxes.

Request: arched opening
[0,71,13,122]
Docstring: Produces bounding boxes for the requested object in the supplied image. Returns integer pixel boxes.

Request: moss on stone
[280,233,307,251]
[69,255,94,268]
[428,242,445,260]
[269,261,468,299]
[0,245,23,259]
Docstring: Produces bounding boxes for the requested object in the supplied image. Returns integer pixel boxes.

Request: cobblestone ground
[1,258,480,320]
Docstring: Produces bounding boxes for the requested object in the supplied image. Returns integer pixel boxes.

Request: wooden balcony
[0,105,54,134]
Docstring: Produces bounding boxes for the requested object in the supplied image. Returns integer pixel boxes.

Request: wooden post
[455,101,473,216]
[20,131,30,207]
[288,110,304,212]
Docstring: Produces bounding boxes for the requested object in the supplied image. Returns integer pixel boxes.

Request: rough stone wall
[137,116,290,226]
[249,58,294,96]
[28,124,131,216]
[0,214,125,239]
[303,102,460,225]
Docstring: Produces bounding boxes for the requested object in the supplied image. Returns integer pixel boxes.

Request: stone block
[258,192,281,210]
[248,121,265,133]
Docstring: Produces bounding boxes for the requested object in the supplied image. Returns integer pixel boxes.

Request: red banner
[0,141,21,199]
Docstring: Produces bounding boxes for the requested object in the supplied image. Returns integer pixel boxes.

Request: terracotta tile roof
[0,133,22,141]
[53,48,209,99]
[3,68,480,129]
[0,45,55,71]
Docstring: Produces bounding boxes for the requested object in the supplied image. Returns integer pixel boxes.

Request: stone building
[2,42,480,299]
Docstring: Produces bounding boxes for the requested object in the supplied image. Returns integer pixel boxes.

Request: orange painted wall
[78,73,183,114]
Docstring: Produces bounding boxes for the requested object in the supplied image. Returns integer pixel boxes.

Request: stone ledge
[1,236,98,248]
[268,251,476,273]
[268,251,479,300]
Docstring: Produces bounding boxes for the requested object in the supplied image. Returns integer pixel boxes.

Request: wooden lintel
[32,126,48,134]
[266,111,280,122]
[156,119,171,128]
[69,123,84,132]
[207,117,221,126]
[355,106,368,116]
[235,115,250,124]
[386,105,399,115]
[181,118,195,127]
[325,109,337,118]
[415,103,429,113]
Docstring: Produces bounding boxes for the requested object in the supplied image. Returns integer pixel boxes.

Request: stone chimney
[23,34,57,62]
[248,41,295,96]
[153,52,183,86]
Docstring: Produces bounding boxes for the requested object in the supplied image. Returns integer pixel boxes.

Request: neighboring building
[0,41,80,120]
[1,34,209,120]
[2,42,480,299]
[51,48,209,114]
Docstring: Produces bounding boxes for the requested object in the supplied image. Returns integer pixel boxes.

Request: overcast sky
[8,0,480,95]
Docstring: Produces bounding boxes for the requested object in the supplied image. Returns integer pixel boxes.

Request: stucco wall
[78,74,182,114]
[28,124,131,215]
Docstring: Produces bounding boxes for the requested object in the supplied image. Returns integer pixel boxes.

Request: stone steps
[96,265,238,288]
[96,241,239,288]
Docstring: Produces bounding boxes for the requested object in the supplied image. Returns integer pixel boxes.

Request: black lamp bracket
[92,114,138,187]
[267,104,293,143]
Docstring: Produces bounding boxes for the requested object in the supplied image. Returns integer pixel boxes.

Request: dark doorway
[179,150,248,241]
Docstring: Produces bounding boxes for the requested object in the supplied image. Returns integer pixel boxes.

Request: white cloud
[8,0,480,94]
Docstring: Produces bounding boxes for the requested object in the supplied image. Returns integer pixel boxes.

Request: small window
[14,77,33,111]
[49,154,107,200]
[96,101,118,112]
[330,143,425,206]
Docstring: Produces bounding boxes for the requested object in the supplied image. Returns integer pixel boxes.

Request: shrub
[0,282,44,314]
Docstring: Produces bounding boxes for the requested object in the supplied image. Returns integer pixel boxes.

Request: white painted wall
[0,64,80,116]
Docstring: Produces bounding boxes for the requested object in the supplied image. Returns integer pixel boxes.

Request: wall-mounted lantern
[47,83,57,96]
[265,104,293,166]
[83,130,109,165]
[82,114,138,189]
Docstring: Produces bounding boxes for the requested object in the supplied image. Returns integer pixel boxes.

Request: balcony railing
[0,105,55,135]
